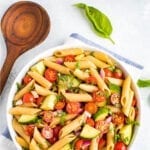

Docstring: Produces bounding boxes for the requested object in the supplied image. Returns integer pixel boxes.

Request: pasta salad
[9,48,139,150]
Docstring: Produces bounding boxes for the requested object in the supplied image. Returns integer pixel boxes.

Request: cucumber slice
[80,124,100,139]
[18,115,38,124]
[119,124,132,145]
[61,144,72,150]
[94,107,110,121]
[41,95,57,110]
[31,61,45,75]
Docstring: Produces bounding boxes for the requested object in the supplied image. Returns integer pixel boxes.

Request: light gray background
[0,0,150,149]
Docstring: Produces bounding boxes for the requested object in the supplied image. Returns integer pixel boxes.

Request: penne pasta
[14,80,34,101]
[90,68,110,94]
[64,60,96,70]
[54,48,84,57]
[92,51,114,65]
[29,139,41,150]
[79,84,98,93]
[16,136,29,148]
[33,127,49,149]
[48,134,76,150]
[28,71,52,89]
[44,59,70,74]
[12,118,30,143]
[84,55,110,68]
[9,107,41,115]
[61,91,92,102]
[35,83,56,96]
[75,54,85,60]
[59,113,87,138]
[73,69,89,80]
[105,105,121,113]
[50,114,77,127]
[90,136,99,150]
[105,77,123,86]
[128,106,136,121]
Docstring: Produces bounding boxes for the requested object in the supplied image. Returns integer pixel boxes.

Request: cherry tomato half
[41,126,53,139]
[93,90,106,102]
[36,96,44,106]
[23,75,32,84]
[55,101,65,110]
[75,139,84,150]
[113,68,123,79]
[86,117,95,127]
[86,76,97,85]
[104,68,113,77]
[25,124,35,136]
[44,68,57,82]
[66,102,81,114]
[23,92,35,103]
[85,102,98,114]
[53,125,62,137]
[64,55,75,62]
[112,113,125,125]
[43,111,53,123]
[99,138,106,149]
[114,141,127,150]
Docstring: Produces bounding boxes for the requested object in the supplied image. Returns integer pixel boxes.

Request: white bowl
[7,44,141,150]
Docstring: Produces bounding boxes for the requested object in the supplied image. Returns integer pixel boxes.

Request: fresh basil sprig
[74,3,114,44]
[137,79,150,88]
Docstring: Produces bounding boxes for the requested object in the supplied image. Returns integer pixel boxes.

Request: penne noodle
[106,123,114,150]
[33,127,49,149]
[75,54,85,60]
[29,139,41,150]
[105,77,123,86]
[9,107,41,115]
[79,84,98,93]
[93,51,114,65]
[12,118,30,143]
[90,136,99,150]
[34,83,56,96]
[73,69,89,80]
[48,134,76,150]
[122,89,134,117]
[16,136,29,149]
[105,105,121,113]
[59,113,87,138]
[44,59,70,74]
[44,56,64,63]
[61,91,92,102]
[64,60,96,70]
[14,80,34,101]
[54,48,84,57]
[121,76,131,107]
[20,103,38,108]
[50,114,77,127]
[90,68,110,94]
[84,55,110,68]
[128,106,136,121]
[28,71,52,89]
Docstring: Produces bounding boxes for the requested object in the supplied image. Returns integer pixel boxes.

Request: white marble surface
[0,0,150,149]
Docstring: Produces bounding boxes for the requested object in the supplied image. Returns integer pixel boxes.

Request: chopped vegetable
[44,68,57,82]
[41,126,53,139]
[85,102,98,114]
[86,117,95,127]
[23,92,35,103]
[66,102,81,114]
[23,75,32,85]
[64,55,75,62]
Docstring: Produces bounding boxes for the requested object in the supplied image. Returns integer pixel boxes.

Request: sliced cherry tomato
[112,113,125,125]
[113,68,123,79]
[75,139,84,150]
[36,96,44,106]
[93,90,106,102]
[86,76,97,85]
[110,93,120,105]
[132,98,137,107]
[48,136,57,144]
[114,141,127,150]
[86,117,95,127]
[99,138,106,149]
[55,101,65,110]
[104,68,113,77]
[43,111,53,123]
[64,55,75,62]
[23,75,32,84]
[25,124,35,136]
[23,92,35,103]
[44,68,57,82]
[41,126,53,139]
[85,102,98,114]
[53,125,62,137]
[66,102,81,114]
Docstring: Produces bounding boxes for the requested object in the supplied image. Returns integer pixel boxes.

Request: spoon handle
[0,42,21,94]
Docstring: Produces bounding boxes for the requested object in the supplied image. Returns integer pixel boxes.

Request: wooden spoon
[0,1,50,94]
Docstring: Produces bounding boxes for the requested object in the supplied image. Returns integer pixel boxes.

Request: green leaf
[109,83,121,93]
[74,3,114,44]
[137,79,150,88]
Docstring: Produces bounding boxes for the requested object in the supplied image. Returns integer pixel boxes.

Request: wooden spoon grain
[0,1,50,94]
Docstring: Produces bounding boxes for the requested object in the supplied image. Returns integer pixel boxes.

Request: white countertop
[0,0,150,149]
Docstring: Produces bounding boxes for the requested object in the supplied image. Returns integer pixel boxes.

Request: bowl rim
[6,44,141,150]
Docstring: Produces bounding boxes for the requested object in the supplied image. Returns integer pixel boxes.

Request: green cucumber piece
[41,95,57,110]
[18,115,38,124]
[80,124,100,139]
[109,83,121,93]
[31,61,45,75]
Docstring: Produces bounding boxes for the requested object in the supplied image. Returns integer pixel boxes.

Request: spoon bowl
[0,1,50,94]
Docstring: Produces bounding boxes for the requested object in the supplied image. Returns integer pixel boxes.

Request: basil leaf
[75,3,114,44]
[137,79,150,88]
